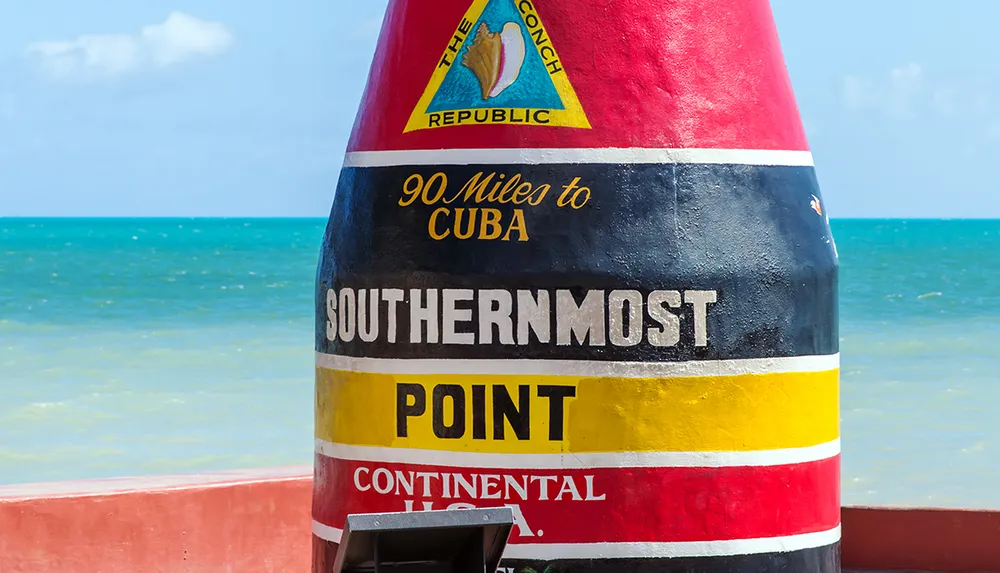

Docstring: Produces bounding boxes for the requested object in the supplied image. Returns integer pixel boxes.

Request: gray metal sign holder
[330,507,516,573]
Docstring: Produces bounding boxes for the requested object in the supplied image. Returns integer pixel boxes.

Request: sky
[0,0,998,218]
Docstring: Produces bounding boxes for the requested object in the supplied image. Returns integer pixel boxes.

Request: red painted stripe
[312,454,840,543]
[348,0,807,153]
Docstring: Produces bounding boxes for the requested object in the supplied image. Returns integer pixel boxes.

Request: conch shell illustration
[462,22,526,100]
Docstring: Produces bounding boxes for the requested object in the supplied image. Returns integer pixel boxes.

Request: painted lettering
[423,207,530,242]
[395,383,576,442]
[325,287,718,349]
[365,467,604,504]
[425,108,558,128]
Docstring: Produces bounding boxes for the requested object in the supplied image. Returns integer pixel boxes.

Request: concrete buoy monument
[314,0,840,571]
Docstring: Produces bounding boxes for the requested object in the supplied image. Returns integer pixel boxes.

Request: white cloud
[931,87,961,117]
[142,12,233,67]
[843,62,923,120]
[26,12,233,79]
[28,35,140,77]
[931,86,991,119]
[843,63,1000,143]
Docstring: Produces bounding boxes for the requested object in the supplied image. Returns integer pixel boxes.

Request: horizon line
[3,216,1000,222]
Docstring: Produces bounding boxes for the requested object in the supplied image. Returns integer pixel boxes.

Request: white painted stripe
[312,520,343,543]
[342,148,814,168]
[504,527,842,559]
[315,352,839,378]
[314,439,840,469]
[311,521,841,558]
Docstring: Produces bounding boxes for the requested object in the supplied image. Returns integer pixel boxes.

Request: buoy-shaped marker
[314,0,840,572]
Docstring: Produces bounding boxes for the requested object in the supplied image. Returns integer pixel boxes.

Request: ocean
[1,218,999,509]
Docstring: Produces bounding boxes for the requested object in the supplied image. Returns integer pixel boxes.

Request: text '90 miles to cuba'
[398,171,592,242]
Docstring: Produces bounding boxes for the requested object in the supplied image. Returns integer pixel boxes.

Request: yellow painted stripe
[315,367,839,453]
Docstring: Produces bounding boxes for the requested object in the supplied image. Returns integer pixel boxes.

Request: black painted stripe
[316,163,838,361]
[497,545,841,573]
[311,539,840,573]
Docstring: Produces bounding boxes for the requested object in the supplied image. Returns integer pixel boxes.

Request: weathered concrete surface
[843,506,1000,573]
[314,1,838,572]
[0,467,312,573]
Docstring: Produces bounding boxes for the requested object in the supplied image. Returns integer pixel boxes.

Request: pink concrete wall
[0,467,312,573]
[3,469,999,573]
[842,505,1000,573]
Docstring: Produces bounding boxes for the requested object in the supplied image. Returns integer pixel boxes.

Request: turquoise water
[2,218,1000,509]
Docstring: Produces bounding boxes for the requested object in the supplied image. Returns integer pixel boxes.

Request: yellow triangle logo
[403,0,591,133]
